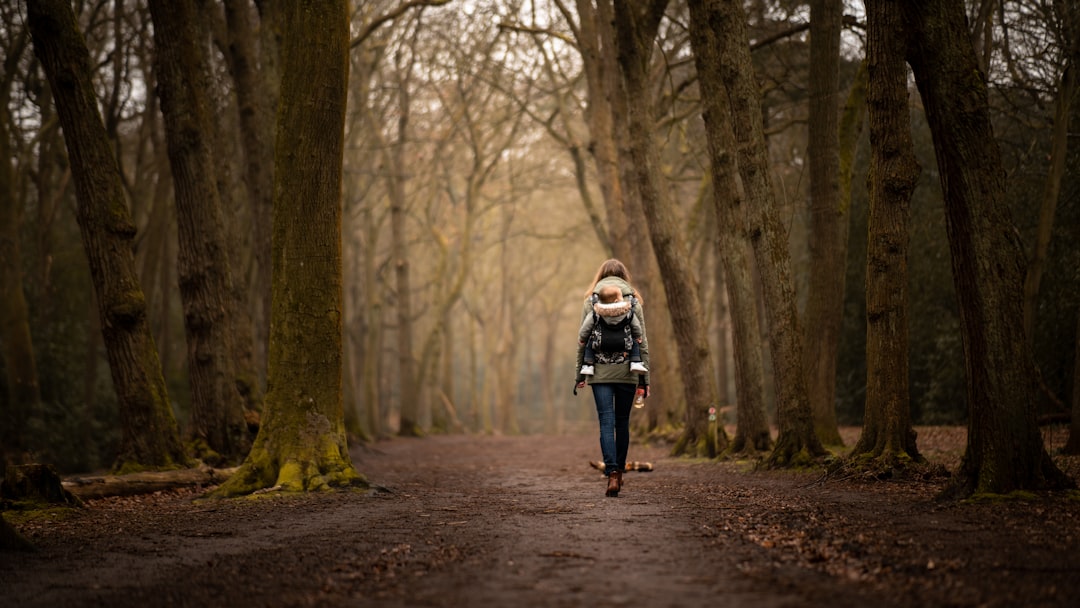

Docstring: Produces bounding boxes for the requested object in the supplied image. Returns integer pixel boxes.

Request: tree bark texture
[0,33,42,458]
[706,0,826,466]
[854,0,922,466]
[213,0,362,496]
[26,0,187,471]
[383,51,421,437]
[573,0,631,263]
[614,0,725,457]
[1063,0,1080,455]
[902,0,1072,495]
[686,0,771,455]
[567,1,682,428]
[148,0,251,463]
[223,0,276,383]
[1022,69,1073,344]
[64,465,236,500]
[1023,1,1079,348]
[802,0,846,446]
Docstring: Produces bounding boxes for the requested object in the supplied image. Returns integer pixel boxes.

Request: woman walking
[575,259,650,497]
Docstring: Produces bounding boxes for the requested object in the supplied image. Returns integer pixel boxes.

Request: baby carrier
[586,292,637,365]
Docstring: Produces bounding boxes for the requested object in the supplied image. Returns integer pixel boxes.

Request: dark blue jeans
[591,383,635,476]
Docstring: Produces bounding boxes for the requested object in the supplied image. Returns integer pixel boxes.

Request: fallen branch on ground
[63,465,237,500]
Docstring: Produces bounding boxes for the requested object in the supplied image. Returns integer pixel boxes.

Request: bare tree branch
[350,0,453,49]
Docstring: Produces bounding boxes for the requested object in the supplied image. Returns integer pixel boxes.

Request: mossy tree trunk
[212,0,362,496]
[147,0,251,464]
[614,0,726,458]
[27,0,187,471]
[852,0,923,468]
[705,0,827,467]
[687,0,772,456]
[902,0,1073,496]
[0,30,42,461]
[802,0,846,447]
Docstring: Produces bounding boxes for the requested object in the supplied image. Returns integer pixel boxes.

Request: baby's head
[598,284,623,304]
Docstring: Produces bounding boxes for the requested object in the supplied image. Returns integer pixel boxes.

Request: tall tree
[686,0,771,455]
[1022,1,1077,345]
[385,42,420,437]
[902,0,1072,496]
[213,0,362,496]
[0,26,41,461]
[1061,0,1080,456]
[570,0,631,263]
[707,0,826,466]
[148,0,251,463]
[222,0,276,383]
[852,0,922,467]
[549,0,683,430]
[27,0,187,471]
[614,0,725,457]
[802,0,845,446]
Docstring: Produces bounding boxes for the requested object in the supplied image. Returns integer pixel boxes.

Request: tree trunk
[852,0,923,468]
[614,0,725,458]
[27,0,187,472]
[573,0,631,262]
[222,0,275,383]
[386,53,420,437]
[561,1,680,430]
[0,31,42,460]
[148,0,251,464]
[1066,302,1080,454]
[687,0,771,455]
[1022,64,1073,345]
[802,0,846,446]
[1063,0,1080,455]
[254,0,285,380]
[903,0,1073,496]
[212,0,362,496]
[707,0,826,467]
[362,209,385,438]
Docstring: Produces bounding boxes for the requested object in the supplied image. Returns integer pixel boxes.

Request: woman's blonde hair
[584,258,642,303]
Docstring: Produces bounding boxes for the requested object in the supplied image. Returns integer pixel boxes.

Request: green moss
[188,438,224,467]
[3,505,82,524]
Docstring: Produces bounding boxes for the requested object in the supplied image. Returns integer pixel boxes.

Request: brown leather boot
[605,471,621,497]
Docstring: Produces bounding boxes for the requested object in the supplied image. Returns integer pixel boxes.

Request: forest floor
[2,425,1079,608]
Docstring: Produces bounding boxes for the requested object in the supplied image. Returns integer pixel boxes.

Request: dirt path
[2,433,1078,607]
